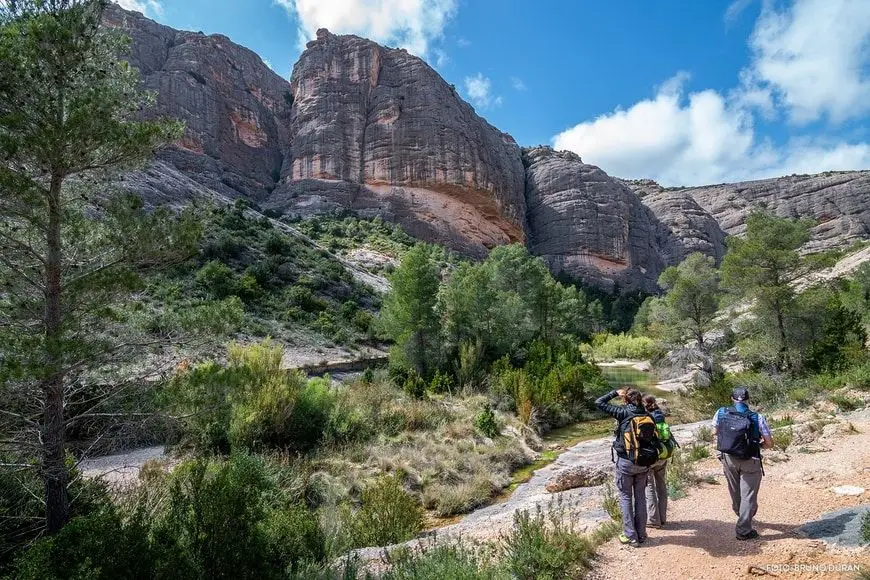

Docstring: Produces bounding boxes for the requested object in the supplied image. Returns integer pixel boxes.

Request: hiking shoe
[736,530,759,540]
[647,522,663,529]
[618,533,639,546]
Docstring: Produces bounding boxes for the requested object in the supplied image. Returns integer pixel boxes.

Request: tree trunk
[42,172,69,534]
[775,306,789,372]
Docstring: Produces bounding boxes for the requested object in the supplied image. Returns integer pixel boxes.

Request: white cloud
[274,0,457,56]
[116,0,163,16]
[552,0,870,186]
[457,37,471,48]
[724,0,755,23]
[433,49,450,69]
[743,0,870,124]
[510,76,527,91]
[464,73,491,109]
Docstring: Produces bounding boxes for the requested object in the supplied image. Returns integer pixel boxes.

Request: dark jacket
[650,409,665,423]
[595,390,648,459]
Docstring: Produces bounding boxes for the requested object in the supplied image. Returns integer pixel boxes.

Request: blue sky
[120,0,870,186]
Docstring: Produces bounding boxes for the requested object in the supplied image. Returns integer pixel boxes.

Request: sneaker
[618,533,639,546]
[736,530,759,540]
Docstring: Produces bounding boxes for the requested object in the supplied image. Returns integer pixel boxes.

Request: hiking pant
[615,457,649,541]
[646,459,668,526]
[720,454,762,536]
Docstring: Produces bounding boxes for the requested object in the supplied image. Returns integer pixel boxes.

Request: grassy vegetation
[582,332,662,362]
[141,203,382,350]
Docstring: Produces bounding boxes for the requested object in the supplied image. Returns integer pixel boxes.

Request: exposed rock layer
[109,6,870,293]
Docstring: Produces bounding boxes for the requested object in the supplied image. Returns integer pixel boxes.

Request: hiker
[643,394,674,528]
[595,387,660,545]
[713,387,773,540]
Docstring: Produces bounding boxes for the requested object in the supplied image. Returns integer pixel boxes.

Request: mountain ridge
[107,4,870,293]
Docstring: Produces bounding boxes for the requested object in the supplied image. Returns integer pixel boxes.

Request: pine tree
[0,0,187,533]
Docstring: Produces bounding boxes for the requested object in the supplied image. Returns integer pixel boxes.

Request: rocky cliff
[109,5,870,293]
[105,4,292,204]
[625,172,870,255]
[266,29,527,257]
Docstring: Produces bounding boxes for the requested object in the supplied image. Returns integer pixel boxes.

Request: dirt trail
[590,413,870,580]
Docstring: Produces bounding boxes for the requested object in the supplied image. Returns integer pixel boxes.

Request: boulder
[545,465,608,493]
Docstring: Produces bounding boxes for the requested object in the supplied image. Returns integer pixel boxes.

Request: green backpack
[656,420,678,460]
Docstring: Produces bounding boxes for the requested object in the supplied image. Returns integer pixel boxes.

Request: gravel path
[590,415,870,580]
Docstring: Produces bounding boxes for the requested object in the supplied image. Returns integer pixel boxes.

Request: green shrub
[666,449,699,499]
[423,477,494,517]
[687,444,710,461]
[695,425,714,444]
[154,454,274,578]
[474,406,502,438]
[13,508,155,580]
[772,428,794,451]
[686,373,734,417]
[500,507,595,580]
[769,415,795,428]
[287,285,327,313]
[602,483,621,522]
[381,545,502,580]
[196,260,238,298]
[262,503,327,574]
[403,372,427,399]
[830,394,861,412]
[428,370,455,394]
[349,475,424,548]
[789,387,814,405]
[586,332,660,361]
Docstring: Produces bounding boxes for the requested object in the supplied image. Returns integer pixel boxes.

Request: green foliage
[347,475,424,549]
[695,425,714,443]
[666,449,701,499]
[196,260,238,298]
[650,253,721,349]
[13,507,155,580]
[500,507,596,580]
[602,483,621,522]
[829,394,861,412]
[721,210,830,372]
[381,244,443,378]
[772,428,793,451]
[474,406,502,438]
[686,444,711,461]
[584,332,660,362]
[165,341,339,454]
[381,545,503,580]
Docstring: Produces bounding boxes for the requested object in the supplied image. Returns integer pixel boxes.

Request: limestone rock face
[107,7,870,293]
[524,147,669,292]
[267,30,527,257]
[105,4,292,202]
[635,187,728,265]
[626,172,870,254]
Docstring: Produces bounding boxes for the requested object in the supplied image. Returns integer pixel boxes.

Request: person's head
[642,394,659,412]
[731,387,750,405]
[619,387,642,407]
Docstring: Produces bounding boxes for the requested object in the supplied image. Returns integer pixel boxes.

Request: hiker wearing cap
[713,387,773,540]
[596,387,659,546]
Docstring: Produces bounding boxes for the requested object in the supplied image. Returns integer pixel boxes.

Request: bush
[196,260,238,298]
[500,507,595,580]
[428,370,455,394]
[602,483,621,522]
[14,508,155,580]
[666,449,700,499]
[695,425,714,443]
[423,477,494,517]
[474,406,502,438]
[154,454,275,578]
[829,394,861,412]
[585,332,660,362]
[686,444,710,461]
[349,475,424,548]
[772,428,793,451]
[381,545,501,580]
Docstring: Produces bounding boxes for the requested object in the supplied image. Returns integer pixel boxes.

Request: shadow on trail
[646,519,798,557]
